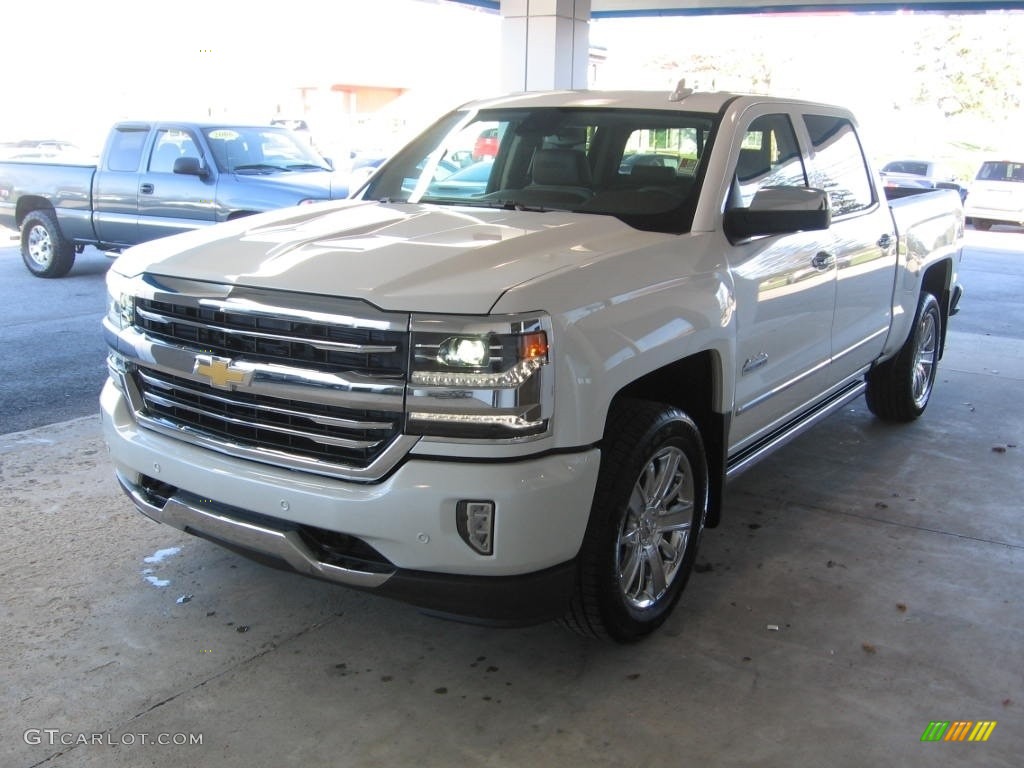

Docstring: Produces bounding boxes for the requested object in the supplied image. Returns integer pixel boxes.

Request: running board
[725,379,866,480]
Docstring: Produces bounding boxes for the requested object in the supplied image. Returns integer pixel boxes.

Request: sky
[3,0,1021,169]
[1,0,503,151]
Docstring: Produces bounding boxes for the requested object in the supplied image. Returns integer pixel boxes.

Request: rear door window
[802,114,874,217]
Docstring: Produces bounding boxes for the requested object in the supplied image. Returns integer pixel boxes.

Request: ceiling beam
[450,0,1024,16]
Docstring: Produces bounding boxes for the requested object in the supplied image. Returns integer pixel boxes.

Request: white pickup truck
[101,87,964,641]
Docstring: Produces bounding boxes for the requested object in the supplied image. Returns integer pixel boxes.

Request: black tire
[21,210,75,278]
[562,398,708,642]
[865,292,941,422]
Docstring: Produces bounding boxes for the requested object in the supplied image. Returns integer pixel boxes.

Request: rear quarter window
[107,128,147,172]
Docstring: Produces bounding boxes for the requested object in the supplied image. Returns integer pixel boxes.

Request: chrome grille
[135,297,406,376]
[115,281,414,479]
[132,369,400,468]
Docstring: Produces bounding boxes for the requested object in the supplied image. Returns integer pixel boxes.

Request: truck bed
[0,160,97,238]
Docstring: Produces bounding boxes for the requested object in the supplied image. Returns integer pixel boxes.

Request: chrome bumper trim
[118,470,393,589]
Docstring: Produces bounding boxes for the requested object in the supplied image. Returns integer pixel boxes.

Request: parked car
[879,170,938,199]
[346,150,388,189]
[472,126,500,161]
[964,159,1024,230]
[102,86,964,642]
[879,159,967,202]
[619,152,682,174]
[269,118,321,153]
[269,118,312,134]
[426,159,493,197]
[0,139,86,162]
[881,159,954,179]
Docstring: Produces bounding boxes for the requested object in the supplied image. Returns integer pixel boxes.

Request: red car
[472,127,500,161]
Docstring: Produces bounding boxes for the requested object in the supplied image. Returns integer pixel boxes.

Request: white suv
[965,160,1024,230]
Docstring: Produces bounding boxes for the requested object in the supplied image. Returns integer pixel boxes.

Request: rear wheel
[563,399,708,642]
[865,292,941,422]
[21,210,75,278]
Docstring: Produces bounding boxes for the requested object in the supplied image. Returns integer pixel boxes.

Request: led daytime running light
[408,411,545,430]
[411,357,545,388]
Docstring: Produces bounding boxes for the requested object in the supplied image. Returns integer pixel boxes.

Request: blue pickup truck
[0,121,350,277]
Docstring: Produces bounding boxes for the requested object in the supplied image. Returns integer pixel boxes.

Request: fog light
[457,500,494,556]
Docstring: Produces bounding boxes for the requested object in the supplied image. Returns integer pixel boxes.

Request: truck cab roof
[457,89,853,119]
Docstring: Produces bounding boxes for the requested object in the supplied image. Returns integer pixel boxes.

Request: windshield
[202,126,331,173]
[360,107,718,235]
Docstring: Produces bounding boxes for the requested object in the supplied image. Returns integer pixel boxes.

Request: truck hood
[228,168,347,199]
[115,201,668,314]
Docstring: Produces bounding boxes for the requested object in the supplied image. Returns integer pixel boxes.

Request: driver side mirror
[173,156,210,179]
[723,187,830,241]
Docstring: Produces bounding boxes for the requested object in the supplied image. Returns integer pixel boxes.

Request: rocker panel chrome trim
[727,378,866,479]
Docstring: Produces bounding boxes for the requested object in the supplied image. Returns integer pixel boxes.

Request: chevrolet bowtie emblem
[194,355,250,390]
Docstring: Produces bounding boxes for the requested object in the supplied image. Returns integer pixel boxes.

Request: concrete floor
[3,243,1022,767]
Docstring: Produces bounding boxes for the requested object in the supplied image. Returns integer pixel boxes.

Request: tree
[909,16,1023,121]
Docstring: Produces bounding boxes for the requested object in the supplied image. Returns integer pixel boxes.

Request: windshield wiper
[286,163,330,171]
[497,199,549,212]
[232,163,292,172]
[419,197,550,212]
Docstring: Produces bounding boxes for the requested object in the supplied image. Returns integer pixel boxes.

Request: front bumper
[102,380,600,624]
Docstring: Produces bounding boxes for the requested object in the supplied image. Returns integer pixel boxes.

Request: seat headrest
[531,149,591,186]
[736,149,769,182]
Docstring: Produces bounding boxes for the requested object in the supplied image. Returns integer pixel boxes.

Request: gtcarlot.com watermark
[24,729,203,747]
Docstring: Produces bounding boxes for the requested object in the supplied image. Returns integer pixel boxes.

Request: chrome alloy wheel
[26,223,55,269]
[615,445,695,610]
[912,307,938,408]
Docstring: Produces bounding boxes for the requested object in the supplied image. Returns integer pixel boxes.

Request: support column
[500,0,591,93]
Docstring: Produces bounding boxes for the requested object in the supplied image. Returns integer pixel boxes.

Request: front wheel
[865,292,941,422]
[21,210,75,278]
[563,399,708,642]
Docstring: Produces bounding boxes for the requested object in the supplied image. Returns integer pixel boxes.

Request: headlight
[439,336,489,367]
[407,315,552,440]
[105,270,135,330]
[411,330,548,388]
[103,270,136,390]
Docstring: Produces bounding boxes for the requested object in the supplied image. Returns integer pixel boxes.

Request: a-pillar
[500,0,591,93]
